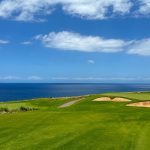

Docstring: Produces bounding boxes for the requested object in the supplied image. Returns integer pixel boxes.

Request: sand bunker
[127,101,150,108]
[93,97,130,102]
[93,97,111,101]
[112,97,131,102]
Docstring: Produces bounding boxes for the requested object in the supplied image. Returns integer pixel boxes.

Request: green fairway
[1,93,150,150]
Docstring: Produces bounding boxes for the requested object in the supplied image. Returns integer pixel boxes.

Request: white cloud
[62,0,132,20]
[0,0,54,21]
[27,76,42,80]
[0,76,22,80]
[0,0,133,21]
[88,60,95,64]
[21,41,32,45]
[2,0,150,21]
[35,31,150,56]
[0,39,9,44]
[137,0,150,15]
[35,31,130,53]
[128,39,150,56]
[0,76,42,81]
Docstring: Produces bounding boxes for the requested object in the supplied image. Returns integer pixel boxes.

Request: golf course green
[1,92,150,150]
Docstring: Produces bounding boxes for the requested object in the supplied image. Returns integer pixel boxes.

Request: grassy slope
[0,93,150,150]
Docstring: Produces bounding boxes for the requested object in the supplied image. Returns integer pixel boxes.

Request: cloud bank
[2,76,150,82]
[51,76,150,82]
[0,76,42,81]
[0,0,149,21]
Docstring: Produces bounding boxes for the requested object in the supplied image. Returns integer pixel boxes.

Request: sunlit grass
[0,92,150,150]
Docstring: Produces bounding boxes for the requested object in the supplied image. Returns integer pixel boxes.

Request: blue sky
[1,0,150,83]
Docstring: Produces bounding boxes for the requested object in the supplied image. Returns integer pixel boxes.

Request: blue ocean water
[0,83,150,102]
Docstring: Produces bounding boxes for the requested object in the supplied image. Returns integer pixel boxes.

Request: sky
[1,0,150,83]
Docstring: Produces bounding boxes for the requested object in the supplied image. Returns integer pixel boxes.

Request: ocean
[0,83,150,102]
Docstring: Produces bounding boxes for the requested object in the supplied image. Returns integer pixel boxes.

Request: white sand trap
[93,97,111,101]
[93,97,130,102]
[112,97,131,102]
[127,101,150,108]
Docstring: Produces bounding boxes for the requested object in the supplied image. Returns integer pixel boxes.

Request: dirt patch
[93,97,130,102]
[112,97,131,102]
[93,97,111,101]
[127,101,150,108]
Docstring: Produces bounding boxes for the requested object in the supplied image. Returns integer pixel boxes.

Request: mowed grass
[0,93,150,150]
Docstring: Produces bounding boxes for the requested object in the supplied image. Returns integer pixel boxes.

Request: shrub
[19,106,38,112]
[0,107,9,112]
[0,102,38,113]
